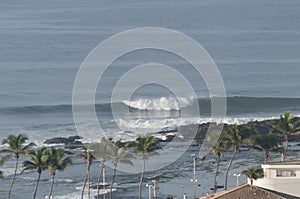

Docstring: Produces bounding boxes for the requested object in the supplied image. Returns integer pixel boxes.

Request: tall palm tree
[272,111,299,161]
[46,147,72,199]
[21,147,48,199]
[74,146,96,199]
[249,134,281,164]
[242,167,264,185]
[107,140,134,199]
[133,135,159,199]
[89,138,110,199]
[0,134,36,199]
[223,124,250,190]
[210,139,224,193]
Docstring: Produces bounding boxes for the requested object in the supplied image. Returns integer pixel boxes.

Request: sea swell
[0,96,299,116]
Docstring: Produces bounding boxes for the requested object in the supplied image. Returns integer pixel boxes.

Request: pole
[191,154,197,199]
[233,173,241,187]
[87,150,90,199]
[152,180,158,199]
[103,166,106,199]
[146,184,152,199]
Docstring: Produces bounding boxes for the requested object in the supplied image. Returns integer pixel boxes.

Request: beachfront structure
[251,161,300,198]
[199,184,297,199]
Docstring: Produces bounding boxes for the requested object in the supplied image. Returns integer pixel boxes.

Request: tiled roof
[199,184,295,199]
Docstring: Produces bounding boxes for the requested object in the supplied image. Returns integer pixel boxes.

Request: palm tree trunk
[8,156,19,199]
[213,155,221,193]
[139,159,145,199]
[110,164,117,199]
[33,171,41,199]
[82,173,88,199]
[88,164,91,199]
[224,149,237,190]
[97,161,104,199]
[283,135,289,161]
[49,172,55,199]
[264,150,269,164]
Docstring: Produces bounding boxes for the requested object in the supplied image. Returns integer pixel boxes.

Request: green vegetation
[210,138,224,193]
[74,146,96,199]
[249,133,281,163]
[222,124,251,190]
[21,147,48,199]
[107,139,134,199]
[46,147,73,199]
[0,134,36,199]
[272,111,300,161]
[132,135,160,199]
[89,137,110,199]
[241,167,264,185]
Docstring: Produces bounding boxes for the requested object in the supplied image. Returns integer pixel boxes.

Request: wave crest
[122,96,193,111]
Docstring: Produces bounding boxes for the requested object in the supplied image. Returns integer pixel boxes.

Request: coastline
[43,117,300,148]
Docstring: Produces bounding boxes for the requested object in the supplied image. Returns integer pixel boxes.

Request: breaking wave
[122,96,193,111]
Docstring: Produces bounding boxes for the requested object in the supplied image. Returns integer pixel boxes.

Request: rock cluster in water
[43,117,300,149]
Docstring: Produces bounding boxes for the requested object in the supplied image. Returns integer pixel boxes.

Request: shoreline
[43,117,300,148]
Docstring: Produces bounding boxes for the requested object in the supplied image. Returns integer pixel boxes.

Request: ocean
[1,0,300,198]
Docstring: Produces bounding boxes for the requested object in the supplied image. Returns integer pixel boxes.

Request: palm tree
[249,134,281,164]
[242,167,264,185]
[107,140,134,199]
[133,135,159,199]
[272,111,299,161]
[223,124,250,190]
[21,147,48,199]
[0,134,36,199]
[74,146,96,199]
[46,147,72,199]
[89,138,110,199]
[210,139,224,193]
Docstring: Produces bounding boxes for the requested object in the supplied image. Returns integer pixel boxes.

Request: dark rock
[68,135,82,140]
[44,135,83,145]
[44,137,69,144]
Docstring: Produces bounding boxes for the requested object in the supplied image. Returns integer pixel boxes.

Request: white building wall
[252,165,300,197]
[252,177,300,197]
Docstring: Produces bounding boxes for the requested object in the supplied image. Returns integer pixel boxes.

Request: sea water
[1,0,300,198]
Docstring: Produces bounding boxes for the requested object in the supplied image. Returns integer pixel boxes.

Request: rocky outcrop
[181,117,300,142]
[43,117,300,148]
[44,135,83,149]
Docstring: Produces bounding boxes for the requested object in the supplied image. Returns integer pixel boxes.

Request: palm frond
[0,154,13,165]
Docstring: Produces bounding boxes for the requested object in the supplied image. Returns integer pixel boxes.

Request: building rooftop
[199,184,298,199]
[265,161,300,165]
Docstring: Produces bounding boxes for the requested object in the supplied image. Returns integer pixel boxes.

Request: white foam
[56,178,74,183]
[116,116,278,135]
[53,188,116,199]
[122,96,193,111]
